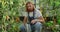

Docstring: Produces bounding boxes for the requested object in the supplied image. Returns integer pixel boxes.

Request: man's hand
[31,20,36,24]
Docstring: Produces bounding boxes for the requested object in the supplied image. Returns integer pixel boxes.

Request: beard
[26,8,34,12]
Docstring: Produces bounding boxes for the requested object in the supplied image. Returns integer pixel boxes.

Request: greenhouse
[0,0,60,32]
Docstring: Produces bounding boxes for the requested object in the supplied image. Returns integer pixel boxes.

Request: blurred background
[0,0,60,32]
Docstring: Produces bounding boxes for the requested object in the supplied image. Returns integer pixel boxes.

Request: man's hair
[26,2,34,6]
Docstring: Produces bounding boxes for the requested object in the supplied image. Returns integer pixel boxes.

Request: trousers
[20,22,42,32]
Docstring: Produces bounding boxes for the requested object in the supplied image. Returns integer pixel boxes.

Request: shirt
[23,9,42,19]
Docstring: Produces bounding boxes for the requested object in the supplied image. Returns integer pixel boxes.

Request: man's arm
[23,17,27,25]
[38,16,45,23]
[31,16,45,24]
[34,10,45,23]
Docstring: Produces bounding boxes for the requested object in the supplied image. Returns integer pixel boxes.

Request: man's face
[26,3,34,11]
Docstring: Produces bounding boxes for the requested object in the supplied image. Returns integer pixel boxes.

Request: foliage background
[0,0,60,32]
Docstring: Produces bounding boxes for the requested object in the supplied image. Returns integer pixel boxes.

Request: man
[20,2,44,32]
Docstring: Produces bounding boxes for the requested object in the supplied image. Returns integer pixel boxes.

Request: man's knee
[20,24,26,32]
[35,22,42,26]
[20,24,31,32]
[35,22,42,32]
[35,22,42,29]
